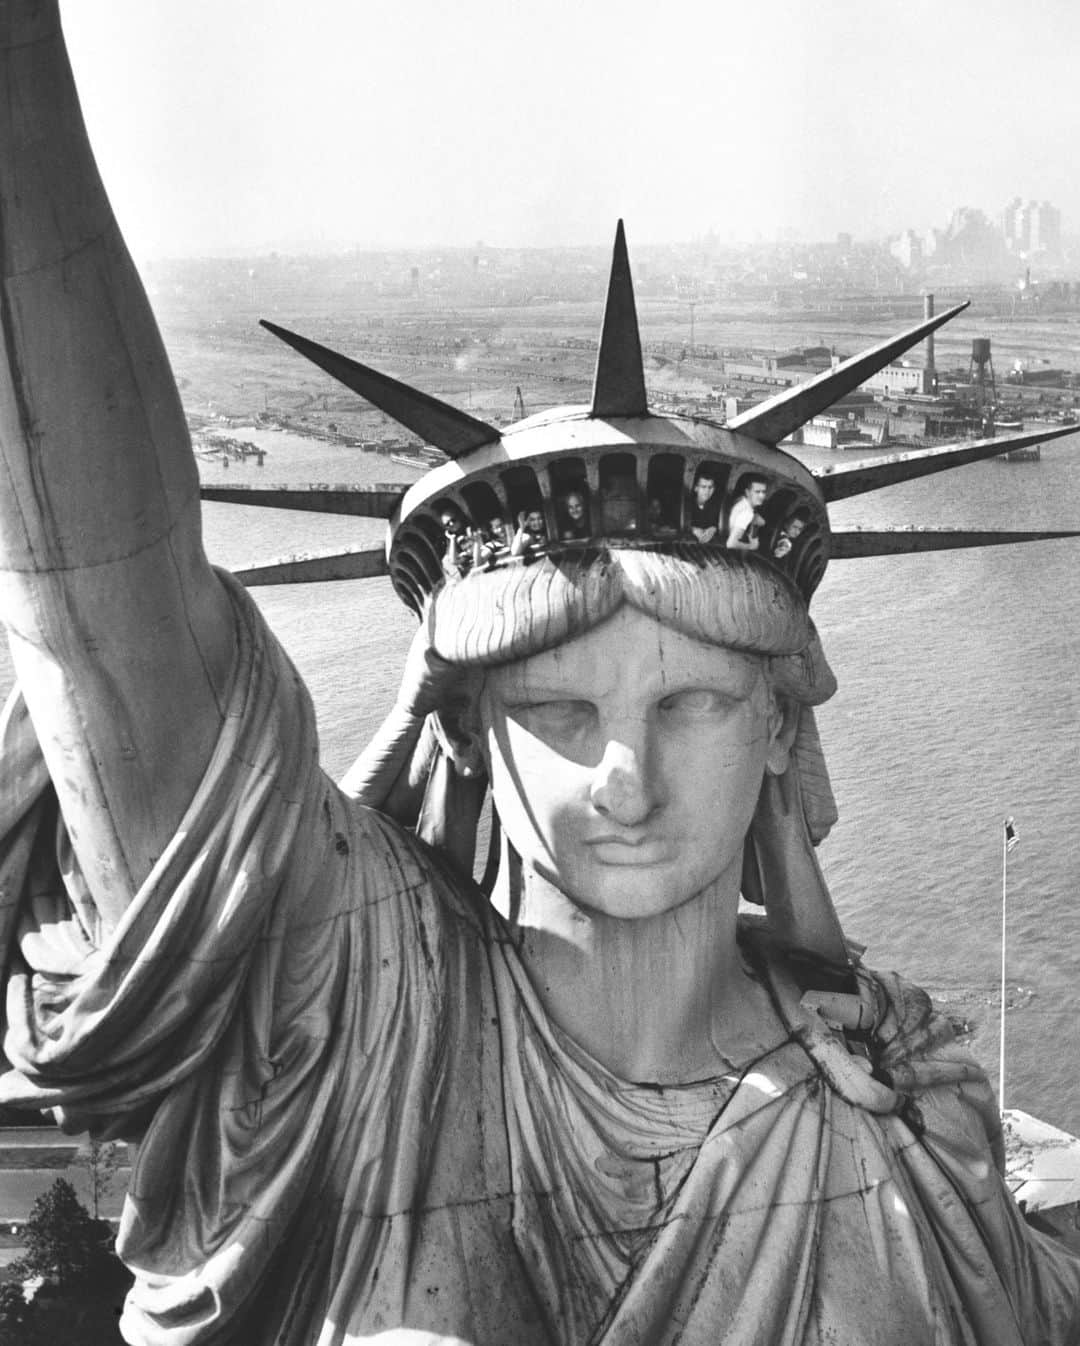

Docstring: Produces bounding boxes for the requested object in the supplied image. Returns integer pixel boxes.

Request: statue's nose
[589,736,656,826]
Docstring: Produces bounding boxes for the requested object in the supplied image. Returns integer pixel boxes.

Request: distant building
[890,229,924,271]
[1002,197,1062,258]
[942,207,1006,268]
[922,228,944,259]
[863,363,933,397]
[797,418,841,449]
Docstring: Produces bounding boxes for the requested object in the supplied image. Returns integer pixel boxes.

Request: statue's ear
[764,696,800,777]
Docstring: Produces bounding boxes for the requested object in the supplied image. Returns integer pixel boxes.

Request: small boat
[999,444,1041,463]
[992,421,1041,463]
[390,447,446,471]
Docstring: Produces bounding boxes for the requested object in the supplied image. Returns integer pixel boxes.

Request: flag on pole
[1004,817,1019,852]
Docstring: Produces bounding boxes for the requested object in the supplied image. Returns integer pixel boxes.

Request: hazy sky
[61,0,1080,259]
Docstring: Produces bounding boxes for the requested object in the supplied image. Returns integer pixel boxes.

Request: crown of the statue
[244,222,1078,610]
[385,404,829,612]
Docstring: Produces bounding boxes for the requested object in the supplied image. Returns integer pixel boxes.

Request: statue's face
[480,605,783,920]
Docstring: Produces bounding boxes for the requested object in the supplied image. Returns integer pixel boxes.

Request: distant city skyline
[61,0,1080,261]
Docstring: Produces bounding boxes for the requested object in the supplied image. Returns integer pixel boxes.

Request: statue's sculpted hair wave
[429,546,836,707]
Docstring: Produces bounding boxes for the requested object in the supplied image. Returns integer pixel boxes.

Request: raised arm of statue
[337,616,478,826]
[0,4,236,927]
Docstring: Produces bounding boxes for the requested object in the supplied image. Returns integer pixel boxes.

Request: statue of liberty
[0,5,1078,1343]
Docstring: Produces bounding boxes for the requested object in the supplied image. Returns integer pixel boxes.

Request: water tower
[969,337,996,430]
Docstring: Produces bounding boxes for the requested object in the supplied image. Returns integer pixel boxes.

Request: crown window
[597,453,639,535]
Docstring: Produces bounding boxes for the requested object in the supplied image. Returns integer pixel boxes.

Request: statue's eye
[512,700,595,738]
[658,688,734,715]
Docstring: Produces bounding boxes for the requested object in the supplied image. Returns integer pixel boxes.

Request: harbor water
[2,425,1079,1130]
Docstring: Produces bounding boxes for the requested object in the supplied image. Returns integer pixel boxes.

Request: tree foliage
[10,1178,113,1288]
[3,1178,132,1344]
[0,1278,45,1344]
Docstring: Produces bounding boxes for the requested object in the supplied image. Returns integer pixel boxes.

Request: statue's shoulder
[738,915,995,1125]
[737,913,952,1059]
[333,790,489,939]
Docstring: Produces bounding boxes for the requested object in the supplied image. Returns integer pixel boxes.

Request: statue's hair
[429,545,836,707]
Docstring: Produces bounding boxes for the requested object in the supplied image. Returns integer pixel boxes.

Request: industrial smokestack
[923,293,936,390]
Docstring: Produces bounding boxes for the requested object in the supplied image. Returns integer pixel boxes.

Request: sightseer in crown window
[438,501,474,577]
[474,514,512,570]
[727,472,770,551]
[557,488,591,540]
[688,464,723,541]
[769,505,811,561]
[511,504,548,557]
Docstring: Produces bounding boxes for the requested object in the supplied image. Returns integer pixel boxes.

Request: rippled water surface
[4,425,1079,1129]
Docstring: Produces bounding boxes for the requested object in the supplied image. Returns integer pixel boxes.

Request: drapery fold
[0,575,321,1121]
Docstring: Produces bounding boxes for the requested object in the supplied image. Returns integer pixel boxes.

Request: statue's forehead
[486,607,764,698]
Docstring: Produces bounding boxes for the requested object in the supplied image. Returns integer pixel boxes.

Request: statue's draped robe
[0,585,1077,1346]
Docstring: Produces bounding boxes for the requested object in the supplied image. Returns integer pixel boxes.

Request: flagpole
[999,820,1008,1116]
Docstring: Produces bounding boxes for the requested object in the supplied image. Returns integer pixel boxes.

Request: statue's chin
[518,850,737,926]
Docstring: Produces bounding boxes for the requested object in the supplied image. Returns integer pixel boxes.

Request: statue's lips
[585,836,673,866]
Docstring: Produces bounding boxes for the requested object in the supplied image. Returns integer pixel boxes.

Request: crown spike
[233,546,389,587]
[728,300,970,446]
[814,423,1077,503]
[830,527,1080,559]
[200,482,406,518]
[260,321,499,460]
[591,220,648,418]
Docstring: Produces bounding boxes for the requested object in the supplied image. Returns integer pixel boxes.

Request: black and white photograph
[0,2,1079,1341]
